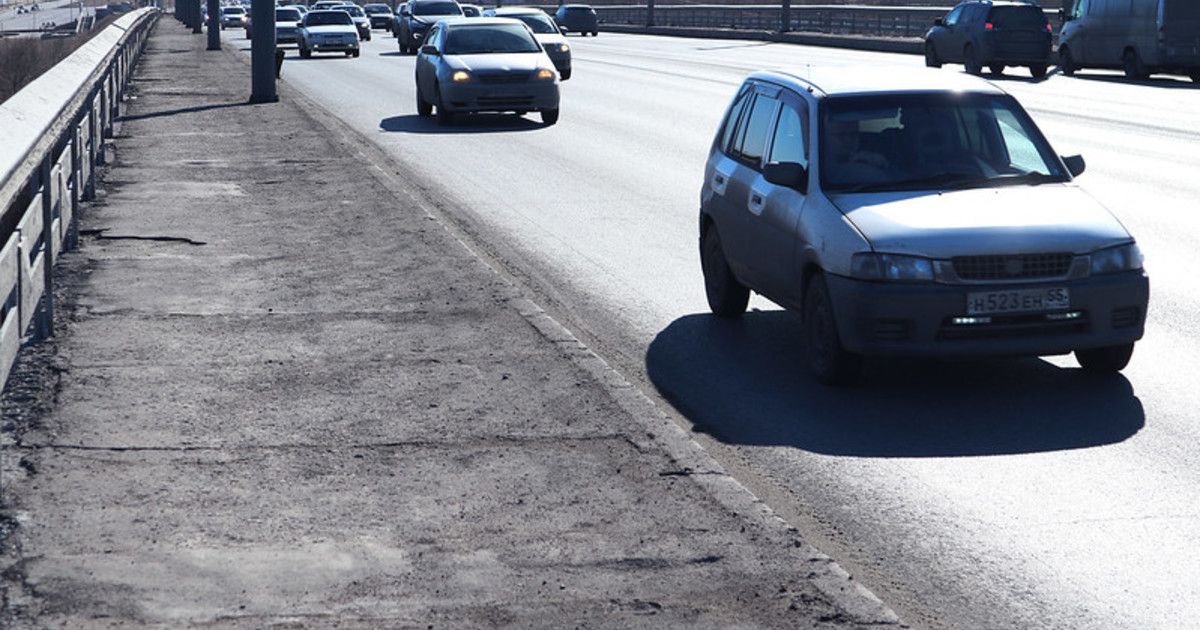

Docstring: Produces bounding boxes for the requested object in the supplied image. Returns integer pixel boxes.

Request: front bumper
[369,16,392,28]
[276,29,299,43]
[440,81,560,113]
[306,39,359,52]
[825,270,1149,357]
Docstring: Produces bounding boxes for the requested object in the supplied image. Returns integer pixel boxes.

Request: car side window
[767,100,808,169]
[944,5,964,26]
[734,94,780,169]
[719,88,753,156]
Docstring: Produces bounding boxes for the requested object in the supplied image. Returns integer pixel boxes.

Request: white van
[1058,0,1200,81]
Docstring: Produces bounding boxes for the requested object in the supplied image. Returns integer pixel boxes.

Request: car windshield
[987,6,1048,29]
[339,5,365,16]
[363,4,389,12]
[413,1,460,16]
[276,9,301,20]
[819,93,1067,194]
[305,11,353,24]
[513,13,557,34]
[223,7,244,14]
[444,23,541,54]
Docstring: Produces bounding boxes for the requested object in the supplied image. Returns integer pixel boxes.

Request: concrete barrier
[0,6,157,389]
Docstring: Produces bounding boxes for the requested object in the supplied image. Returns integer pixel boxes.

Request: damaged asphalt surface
[0,22,900,627]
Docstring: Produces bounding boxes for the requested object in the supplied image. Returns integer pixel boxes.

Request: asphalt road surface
[237,29,1200,630]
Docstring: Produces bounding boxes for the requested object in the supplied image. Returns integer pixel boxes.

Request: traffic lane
[261,32,1200,630]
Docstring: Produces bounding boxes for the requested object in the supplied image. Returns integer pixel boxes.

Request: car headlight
[850,253,935,282]
[535,68,556,81]
[558,43,569,53]
[1090,243,1143,275]
[451,70,471,83]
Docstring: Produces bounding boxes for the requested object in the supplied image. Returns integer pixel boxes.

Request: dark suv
[395,0,463,54]
[925,1,1052,78]
[554,4,598,36]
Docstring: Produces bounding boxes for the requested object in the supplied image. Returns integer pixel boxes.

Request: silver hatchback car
[700,68,1149,385]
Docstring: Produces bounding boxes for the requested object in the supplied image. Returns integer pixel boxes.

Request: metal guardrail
[0,7,158,389]
[585,4,1057,39]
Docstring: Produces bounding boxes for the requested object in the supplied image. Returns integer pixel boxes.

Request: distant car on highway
[699,68,1148,384]
[275,7,304,44]
[335,3,373,41]
[554,4,597,36]
[310,0,346,10]
[363,3,393,29]
[288,4,308,16]
[484,7,571,79]
[299,9,361,57]
[415,17,561,126]
[396,0,463,54]
[1057,0,1200,82]
[460,3,482,18]
[219,6,247,29]
[924,0,1052,78]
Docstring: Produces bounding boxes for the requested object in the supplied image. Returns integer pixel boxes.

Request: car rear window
[987,6,1047,28]
[514,14,558,34]
[276,8,301,20]
[414,1,462,16]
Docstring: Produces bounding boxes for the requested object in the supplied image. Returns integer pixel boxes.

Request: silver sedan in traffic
[414,17,561,126]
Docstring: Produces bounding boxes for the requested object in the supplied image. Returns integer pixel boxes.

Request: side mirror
[933,17,944,27]
[420,44,439,55]
[1063,155,1086,177]
[763,161,808,191]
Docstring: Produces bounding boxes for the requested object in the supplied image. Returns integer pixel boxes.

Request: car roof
[439,16,527,26]
[490,7,546,14]
[750,66,1008,98]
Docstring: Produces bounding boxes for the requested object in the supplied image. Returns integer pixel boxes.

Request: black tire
[804,274,862,386]
[1029,64,1048,79]
[352,49,360,57]
[989,64,1005,76]
[560,68,571,80]
[1076,343,1135,373]
[924,42,941,68]
[416,87,432,117]
[435,85,453,126]
[964,45,983,76]
[1123,48,1148,80]
[592,31,598,36]
[700,226,749,318]
[299,43,311,58]
[541,108,559,126]
[345,51,352,57]
[1059,46,1077,77]
[1190,70,1200,83]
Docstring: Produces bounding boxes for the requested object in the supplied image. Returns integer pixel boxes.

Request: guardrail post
[780,0,791,33]
[34,157,54,341]
[68,122,81,251]
[646,0,655,28]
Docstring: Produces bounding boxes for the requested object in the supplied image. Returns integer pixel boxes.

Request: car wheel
[700,226,749,318]
[924,42,941,68]
[1190,69,1200,83]
[299,43,311,58]
[352,49,360,57]
[989,64,1005,76]
[1123,48,1148,80]
[964,44,983,76]
[1059,46,1077,77]
[541,108,559,126]
[345,51,352,57]
[592,31,598,36]
[416,87,432,117]
[804,274,862,386]
[1076,343,1135,373]
[1029,64,1048,79]
[560,68,571,80]
[435,84,453,126]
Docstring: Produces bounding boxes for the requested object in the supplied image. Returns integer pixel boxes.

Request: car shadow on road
[379,51,408,57]
[645,311,1145,458]
[379,114,544,134]
[1066,72,1199,89]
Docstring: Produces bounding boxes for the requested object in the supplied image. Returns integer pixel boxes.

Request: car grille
[476,73,531,84]
[477,96,535,106]
[952,253,1073,281]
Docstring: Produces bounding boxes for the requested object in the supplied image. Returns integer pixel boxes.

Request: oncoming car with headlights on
[415,18,561,126]
[485,7,572,80]
[699,68,1149,385]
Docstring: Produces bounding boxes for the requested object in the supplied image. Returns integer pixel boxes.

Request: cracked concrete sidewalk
[0,21,901,628]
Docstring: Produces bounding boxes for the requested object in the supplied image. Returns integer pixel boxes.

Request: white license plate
[966,287,1069,315]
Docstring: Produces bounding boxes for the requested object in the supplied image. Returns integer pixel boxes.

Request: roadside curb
[231,36,905,628]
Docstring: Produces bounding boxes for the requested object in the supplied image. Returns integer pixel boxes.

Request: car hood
[533,33,566,46]
[304,24,356,34]
[350,16,367,23]
[410,15,447,26]
[831,185,1132,258]
[444,52,547,73]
